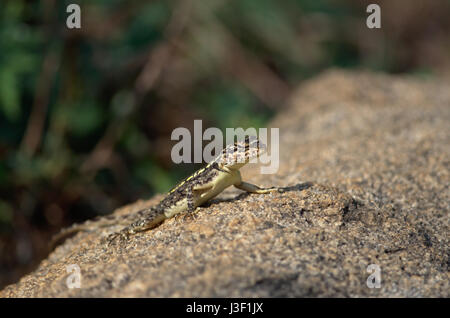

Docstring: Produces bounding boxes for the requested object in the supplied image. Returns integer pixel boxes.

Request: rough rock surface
[1,70,448,297]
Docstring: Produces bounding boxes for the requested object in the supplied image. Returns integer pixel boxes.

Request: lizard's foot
[105,230,129,246]
[182,207,201,222]
[234,182,281,194]
[254,186,282,194]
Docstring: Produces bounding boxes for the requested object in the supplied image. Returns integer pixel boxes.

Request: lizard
[50,136,279,247]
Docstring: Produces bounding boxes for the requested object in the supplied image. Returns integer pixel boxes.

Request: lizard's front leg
[232,170,279,194]
[234,181,279,194]
[183,183,214,221]
[187,186,195,213]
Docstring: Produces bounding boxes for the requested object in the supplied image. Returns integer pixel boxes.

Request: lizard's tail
[49,206,158,251]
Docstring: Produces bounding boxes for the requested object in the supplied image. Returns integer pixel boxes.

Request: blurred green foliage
[1,0,449,288]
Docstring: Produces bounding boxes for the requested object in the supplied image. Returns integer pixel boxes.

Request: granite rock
[1,70,448,297]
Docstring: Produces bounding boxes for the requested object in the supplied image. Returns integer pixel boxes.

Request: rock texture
[1,70,448,297]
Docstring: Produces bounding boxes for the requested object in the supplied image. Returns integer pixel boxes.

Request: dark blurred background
[0,0,449,289]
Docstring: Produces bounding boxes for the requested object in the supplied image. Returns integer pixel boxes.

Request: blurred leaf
[194,81,273,130]
[10,51,37,73]
[64,102,105,137]
[133,160,174,193]
[10,151,41,183]
[120,125,150,157]
[111,90,135,118]
[0,199,13,225]
[0,69,21,121]
[109,0,170,61]
[2,0,24,22]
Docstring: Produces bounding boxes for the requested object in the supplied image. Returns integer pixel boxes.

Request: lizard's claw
[105,230,129,246]
[182,207,201,222]
[182,212,195,222]
[260,186,281,194]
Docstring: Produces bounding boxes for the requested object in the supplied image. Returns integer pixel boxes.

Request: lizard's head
[218,136,266,170]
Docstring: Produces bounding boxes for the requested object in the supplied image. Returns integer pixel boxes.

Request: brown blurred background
[0,0,449,289]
